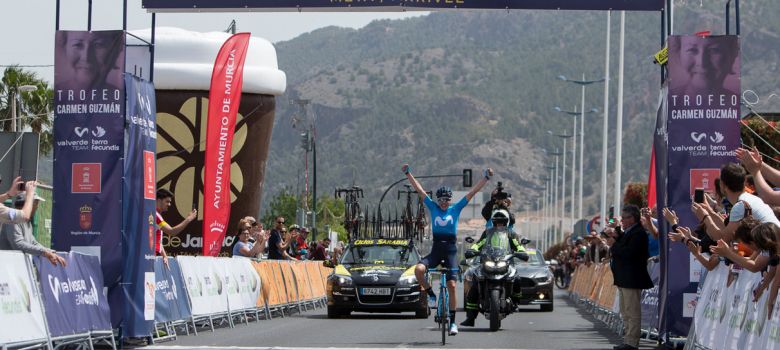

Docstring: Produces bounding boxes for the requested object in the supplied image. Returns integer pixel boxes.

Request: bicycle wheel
[440,293,447,345]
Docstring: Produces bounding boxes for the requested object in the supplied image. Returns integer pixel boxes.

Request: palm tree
[0,66,54,155]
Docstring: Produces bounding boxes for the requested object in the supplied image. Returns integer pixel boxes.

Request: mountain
[260,2,780,219]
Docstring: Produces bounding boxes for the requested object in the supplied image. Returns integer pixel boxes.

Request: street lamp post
[555,106,598,230]
[550,131,572,238]
[546,163,557,244]
[600,11,613,230]
[10,85,37,132]
[614,10,627,216]
[557,76,604,220]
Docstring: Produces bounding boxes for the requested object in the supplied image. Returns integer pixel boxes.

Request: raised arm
[402,164,428,201]
[465,168,493,201]
[161,209,197,236]
[738,147,780,205]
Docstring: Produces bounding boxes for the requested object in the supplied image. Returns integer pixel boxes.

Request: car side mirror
[464,250,477,259]
[459,259,468,266]
[464,237,475,244]
[514,252,529,261]
[323,260,335,268]
[520,238,531,245]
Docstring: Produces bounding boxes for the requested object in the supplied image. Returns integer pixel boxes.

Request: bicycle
[432,264,451,345]
[335,186,363,239]
[398,185,430,242]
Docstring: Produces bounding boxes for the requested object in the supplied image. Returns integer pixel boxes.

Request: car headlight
[330,275,353,287]
[534,275,552,283]
[398,275,417,286]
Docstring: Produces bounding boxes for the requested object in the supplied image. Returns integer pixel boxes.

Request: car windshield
[515,251,545,267]
[341,245,419,265]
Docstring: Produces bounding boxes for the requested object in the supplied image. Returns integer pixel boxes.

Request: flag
[202,33,251,256]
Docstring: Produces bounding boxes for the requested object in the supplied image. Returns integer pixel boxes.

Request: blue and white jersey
[424,196,469,239]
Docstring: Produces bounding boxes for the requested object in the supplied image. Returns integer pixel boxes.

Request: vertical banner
[663,35,741,337]
[202,33,252,256]
[52,30,126,316]
[121,75,158,337]
[653,86,670,335]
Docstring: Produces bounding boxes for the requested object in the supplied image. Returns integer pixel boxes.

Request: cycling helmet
[490,209,510,224]
[435,186,452,199]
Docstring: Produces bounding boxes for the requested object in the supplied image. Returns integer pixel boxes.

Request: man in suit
[607,204,654,350]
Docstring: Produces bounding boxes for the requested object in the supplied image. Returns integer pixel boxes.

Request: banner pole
[88,0,92,31]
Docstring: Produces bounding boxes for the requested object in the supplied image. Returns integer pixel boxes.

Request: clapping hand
[662,207,679,226]
[737,147,762,175]
[710,239,732,256]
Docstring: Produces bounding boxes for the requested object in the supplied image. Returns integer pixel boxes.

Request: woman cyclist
[402,164,493,335]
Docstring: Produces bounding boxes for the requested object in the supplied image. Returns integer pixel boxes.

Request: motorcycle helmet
[435,186,452,199]
[490,209,510,225]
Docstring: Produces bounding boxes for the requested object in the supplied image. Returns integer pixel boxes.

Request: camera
[494,181,508,200]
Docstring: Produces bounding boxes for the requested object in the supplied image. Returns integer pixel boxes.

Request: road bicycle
[335,186,363,239]
[432,264,451,345]
[398,185,430,242]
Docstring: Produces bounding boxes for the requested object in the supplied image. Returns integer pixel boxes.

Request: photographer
[1,187,67,266]
[481,181,515,229]
[0,177,36,224]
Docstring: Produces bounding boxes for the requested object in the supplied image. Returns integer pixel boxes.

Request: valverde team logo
[79,205,93,230]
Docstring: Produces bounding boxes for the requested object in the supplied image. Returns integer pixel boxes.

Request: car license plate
[361,288,391,295]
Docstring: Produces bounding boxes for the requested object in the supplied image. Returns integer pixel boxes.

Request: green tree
[261,187,299,227]
[0,67,54,155]
[260,188,348,242]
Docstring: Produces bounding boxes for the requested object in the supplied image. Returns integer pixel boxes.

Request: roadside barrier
[1,250,333,349]
[35,252,116,350]
[0,251,49,350]
[568,260,780,349]
[152,257,192,341]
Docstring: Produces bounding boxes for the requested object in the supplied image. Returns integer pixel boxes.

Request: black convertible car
[325,239,429,318]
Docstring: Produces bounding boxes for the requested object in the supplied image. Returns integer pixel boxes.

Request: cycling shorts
[419,239,459,281]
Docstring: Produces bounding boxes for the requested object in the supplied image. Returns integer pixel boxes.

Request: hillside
[260,2,780,219]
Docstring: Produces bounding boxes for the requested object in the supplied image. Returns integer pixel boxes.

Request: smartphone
[608,206,614,220]
[694,188,705,204]
[17,182,25,191]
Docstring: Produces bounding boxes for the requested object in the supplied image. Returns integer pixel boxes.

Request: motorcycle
[463,230,529,331]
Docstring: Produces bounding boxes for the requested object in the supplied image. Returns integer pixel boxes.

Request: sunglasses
[277,221,284,224]
[437,197,452,203]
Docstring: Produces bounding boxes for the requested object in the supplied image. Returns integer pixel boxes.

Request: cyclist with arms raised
[402,164,493,336]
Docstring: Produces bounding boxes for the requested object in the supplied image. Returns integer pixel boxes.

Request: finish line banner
[52,30,126,295]
[142,0,664,12]
[661,35,741,338]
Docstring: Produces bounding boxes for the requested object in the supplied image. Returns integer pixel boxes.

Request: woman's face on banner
[680,37,733,90]
[63,32,114,86]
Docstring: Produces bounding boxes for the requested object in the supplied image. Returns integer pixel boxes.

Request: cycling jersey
[424,196,468,239]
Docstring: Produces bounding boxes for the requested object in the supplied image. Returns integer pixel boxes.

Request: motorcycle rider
[460,209,527,327]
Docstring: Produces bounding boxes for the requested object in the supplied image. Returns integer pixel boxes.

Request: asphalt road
[143,285,661,350]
